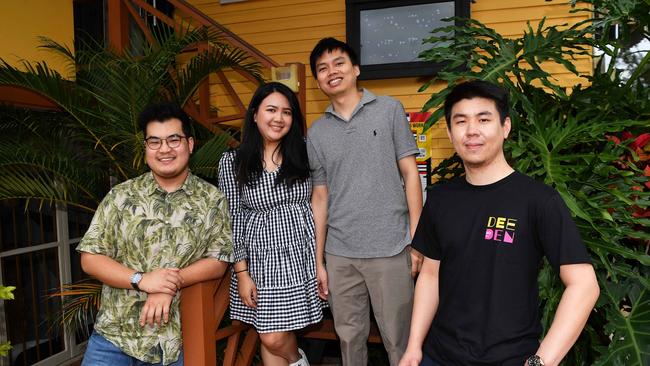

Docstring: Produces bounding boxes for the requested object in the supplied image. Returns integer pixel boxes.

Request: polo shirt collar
[325,88,377,121]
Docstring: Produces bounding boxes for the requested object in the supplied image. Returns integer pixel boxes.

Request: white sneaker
[289,348,310,366]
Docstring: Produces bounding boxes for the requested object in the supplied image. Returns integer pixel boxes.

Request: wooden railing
[181,276,259,366]
[180,276,385,366]
[107,0,307,133]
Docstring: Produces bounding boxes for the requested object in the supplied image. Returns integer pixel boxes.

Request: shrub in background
[418,1,649,364]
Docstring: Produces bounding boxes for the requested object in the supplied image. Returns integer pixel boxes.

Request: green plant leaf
[0,342,11,357]
[595,280,650,366]
[419,4,650,363]
[0,286,15,300]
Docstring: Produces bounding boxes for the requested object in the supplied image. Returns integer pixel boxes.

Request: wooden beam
[107,0,130,54]
[234,329,259,366]
[183,103,241,147]
[180,280,219,366]
[167,0,279,68]
[299,319,383,344]
[208,113,246,124]
[214,322,249,340]
[122,0,157,47]
[216,70,247,115]
[0,86,60,111]
[211,270,231,327]
[131,0,175,28]
[222,326,241,366]
[184,102,211,130]
[234,68,264,86]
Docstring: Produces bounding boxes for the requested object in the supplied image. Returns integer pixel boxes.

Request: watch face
[527,355,544,366]
[131,272,143,287]
[133,272,142,283]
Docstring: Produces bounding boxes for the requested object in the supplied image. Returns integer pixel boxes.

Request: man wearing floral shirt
[77,102,234,366]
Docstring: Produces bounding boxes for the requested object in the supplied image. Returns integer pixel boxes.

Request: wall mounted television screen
[346,0,470,79]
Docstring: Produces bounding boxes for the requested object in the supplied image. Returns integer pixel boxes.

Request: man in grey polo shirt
[307,37,423,366]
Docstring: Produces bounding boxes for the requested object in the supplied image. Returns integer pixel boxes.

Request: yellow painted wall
[0,0,75,79]
[189,0,591,166]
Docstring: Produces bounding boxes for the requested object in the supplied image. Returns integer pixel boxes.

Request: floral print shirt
[77,172,233,365]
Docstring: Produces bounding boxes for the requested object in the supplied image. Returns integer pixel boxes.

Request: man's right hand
[316,263,329,300]
[138,268,183,295]
[398,347,423,366]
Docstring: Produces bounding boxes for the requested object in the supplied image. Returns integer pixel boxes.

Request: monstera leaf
[595,280,650,366]
[419,1,650,363]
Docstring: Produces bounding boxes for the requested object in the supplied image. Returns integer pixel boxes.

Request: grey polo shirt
[306,89,419,258]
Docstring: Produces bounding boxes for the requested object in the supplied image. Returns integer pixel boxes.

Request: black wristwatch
[130,271,144,291]
[526,355,545,366]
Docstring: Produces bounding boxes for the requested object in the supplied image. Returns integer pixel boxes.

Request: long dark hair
[235,82,309,187]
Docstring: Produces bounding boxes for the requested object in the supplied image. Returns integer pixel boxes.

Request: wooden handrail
[131,0,175,28]
[111,0,307,129]
[180,277,259,366]
[0,85,61,111]
[180,280,219,366]
[166,0,279,69]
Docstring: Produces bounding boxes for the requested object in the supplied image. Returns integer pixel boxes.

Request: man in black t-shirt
[399,81,599,366]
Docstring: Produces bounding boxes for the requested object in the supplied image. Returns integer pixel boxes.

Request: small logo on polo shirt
[484,216,517,244]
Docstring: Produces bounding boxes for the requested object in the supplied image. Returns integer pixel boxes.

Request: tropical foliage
[419,0,649,365]
[0,285,15,356]
[47,280,100,338]
[0,27,262,337]
[0,27,261,210]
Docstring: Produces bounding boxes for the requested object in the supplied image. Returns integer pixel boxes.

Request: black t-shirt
[411,171,591,366]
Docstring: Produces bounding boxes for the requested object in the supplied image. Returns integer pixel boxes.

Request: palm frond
[176,45,263,106]
[190,132,232,179]
[47,280,101,338]
[2,21,264,339]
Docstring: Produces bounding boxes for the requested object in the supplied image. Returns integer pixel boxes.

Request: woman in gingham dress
[218,82,323,366]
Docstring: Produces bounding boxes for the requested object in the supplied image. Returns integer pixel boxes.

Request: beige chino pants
[325,248,414,366]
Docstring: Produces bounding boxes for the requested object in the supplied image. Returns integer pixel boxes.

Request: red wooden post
[180,280,220,366]
[106,0,130,54]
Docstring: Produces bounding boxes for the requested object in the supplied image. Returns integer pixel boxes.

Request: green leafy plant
[0,285,15,356]
[419,1,649,364]
[0,27,261,208]
[0,26,262,339]
[47,280,101,339]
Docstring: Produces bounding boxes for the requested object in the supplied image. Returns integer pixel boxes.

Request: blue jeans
[82,332,184,366]
[420,353,441,366]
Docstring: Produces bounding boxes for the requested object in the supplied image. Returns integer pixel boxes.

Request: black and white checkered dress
[217,150,324,333]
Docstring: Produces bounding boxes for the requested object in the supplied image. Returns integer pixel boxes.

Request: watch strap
[130,271,144,291]
[526,355,545,366]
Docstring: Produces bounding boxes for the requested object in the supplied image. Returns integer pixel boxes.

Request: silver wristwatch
[526,355,545,366]
[130,271,144,291]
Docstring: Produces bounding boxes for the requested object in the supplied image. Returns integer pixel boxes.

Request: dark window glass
[2,248,64,365]
[0,200,57,252]
[67,205,94,240]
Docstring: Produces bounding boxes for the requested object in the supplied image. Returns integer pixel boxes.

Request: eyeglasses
[144,134,187,150]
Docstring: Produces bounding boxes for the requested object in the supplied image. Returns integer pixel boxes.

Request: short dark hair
[138,102,193,137]
[444,80,510,129]
[309,37,359,79]
[235,82,309,187]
